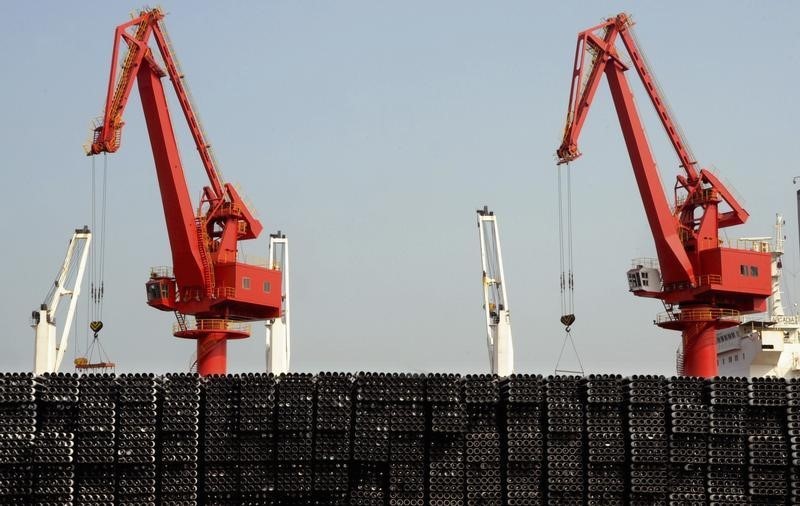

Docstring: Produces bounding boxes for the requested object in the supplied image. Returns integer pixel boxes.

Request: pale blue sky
[1,2,798,375]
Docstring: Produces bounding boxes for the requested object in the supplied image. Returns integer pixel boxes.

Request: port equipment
[32,227,92,374]
[477,206,514,376]
[266,232,290,374]
[557,13,771,377]
[86,8,281,375]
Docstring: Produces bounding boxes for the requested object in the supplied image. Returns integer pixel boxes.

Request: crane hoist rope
[77,154,114,372]
[88,155,108,334]
[557,163,575,329]
[555,163,584,375]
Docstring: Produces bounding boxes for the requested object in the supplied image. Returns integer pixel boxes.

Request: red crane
[87,8,281,375]
[557,13,771,377]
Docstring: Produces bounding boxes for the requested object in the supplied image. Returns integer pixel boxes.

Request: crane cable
[555,163,584,375]
[82,154,112,367]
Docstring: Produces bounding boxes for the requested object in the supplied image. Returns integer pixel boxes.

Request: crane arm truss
[556,13,750,287]
[86,7,263,294]
[33,228,92,374]
[266,233,290,374]
[477,207,513,377]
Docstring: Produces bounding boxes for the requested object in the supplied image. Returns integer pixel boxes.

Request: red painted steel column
[681,324,718,378]
[197,333,227,376]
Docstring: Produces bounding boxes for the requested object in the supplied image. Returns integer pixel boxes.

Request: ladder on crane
[266,232,290,374]
[32,227,92,375]
[477,207,514,377]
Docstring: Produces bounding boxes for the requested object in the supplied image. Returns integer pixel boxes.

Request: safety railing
[700,237,772,253]
[149,266,174,278]
[696,274,721,286]
[674,188,719,209]
[630,257,660,270]
[213,286,236,299]
[214,252,268,267]
[655,308,741,325]
[173,318,250,334]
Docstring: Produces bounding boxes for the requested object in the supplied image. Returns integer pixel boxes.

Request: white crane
[32,227,92,375]
[266,232,290,374]
[477,207,514,377]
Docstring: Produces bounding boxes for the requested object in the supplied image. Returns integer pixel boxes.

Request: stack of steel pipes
[747,377,789,504]
[464,374,501,505]
[158,373,200,505]
[544,375,585,505]
[202,375,239,504]
[314,372,352,505]
[707,376,748,506]
[75,374,116,506]
[33,372,79,506]
[0,373,35,504]
[115,374,158,505]
[789,378,800,505]
[503,374,545,506]
[350,373,391,505]
[237,373,276,503]
[427,373,466,506]
[667,376,708,506]
[585,374,625,506]
[275,373,315,501]
[387,374,425,506]
[7,372,800,503]
[626,375,668,506]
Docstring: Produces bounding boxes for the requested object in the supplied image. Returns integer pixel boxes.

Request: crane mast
[557,13,771,377]
[477,206,514,377]
[266,233,290,374]
[87,8,281,375]
[32,228,91,375]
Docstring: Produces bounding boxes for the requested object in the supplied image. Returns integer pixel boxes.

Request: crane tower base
[174,320,249,375]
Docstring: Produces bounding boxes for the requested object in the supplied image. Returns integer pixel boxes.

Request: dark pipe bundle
[1,372,800,505]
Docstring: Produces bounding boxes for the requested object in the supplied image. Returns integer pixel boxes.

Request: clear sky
[1,1,799,375]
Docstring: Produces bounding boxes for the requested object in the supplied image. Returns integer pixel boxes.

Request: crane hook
[89,320,103,337]
[560,314,575,332]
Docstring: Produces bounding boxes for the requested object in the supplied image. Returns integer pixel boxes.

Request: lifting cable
[80,154,113,369]
[555,163,584,375]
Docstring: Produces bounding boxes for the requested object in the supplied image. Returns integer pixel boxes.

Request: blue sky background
[1,1,798,375]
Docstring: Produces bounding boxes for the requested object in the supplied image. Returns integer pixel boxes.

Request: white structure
[266,232,290,374]
[717,215,800,378]
[32,227,92,375]
[477,207,514,377]
[626,258,662,295]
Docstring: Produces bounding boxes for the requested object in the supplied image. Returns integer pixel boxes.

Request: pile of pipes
[1,372,800,504]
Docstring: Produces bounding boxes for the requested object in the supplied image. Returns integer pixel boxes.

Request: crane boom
[32,227,91,375]
[87,8,281,375]
[477,207,514,377]
[556,13,771,377]
[266,233,290,374]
